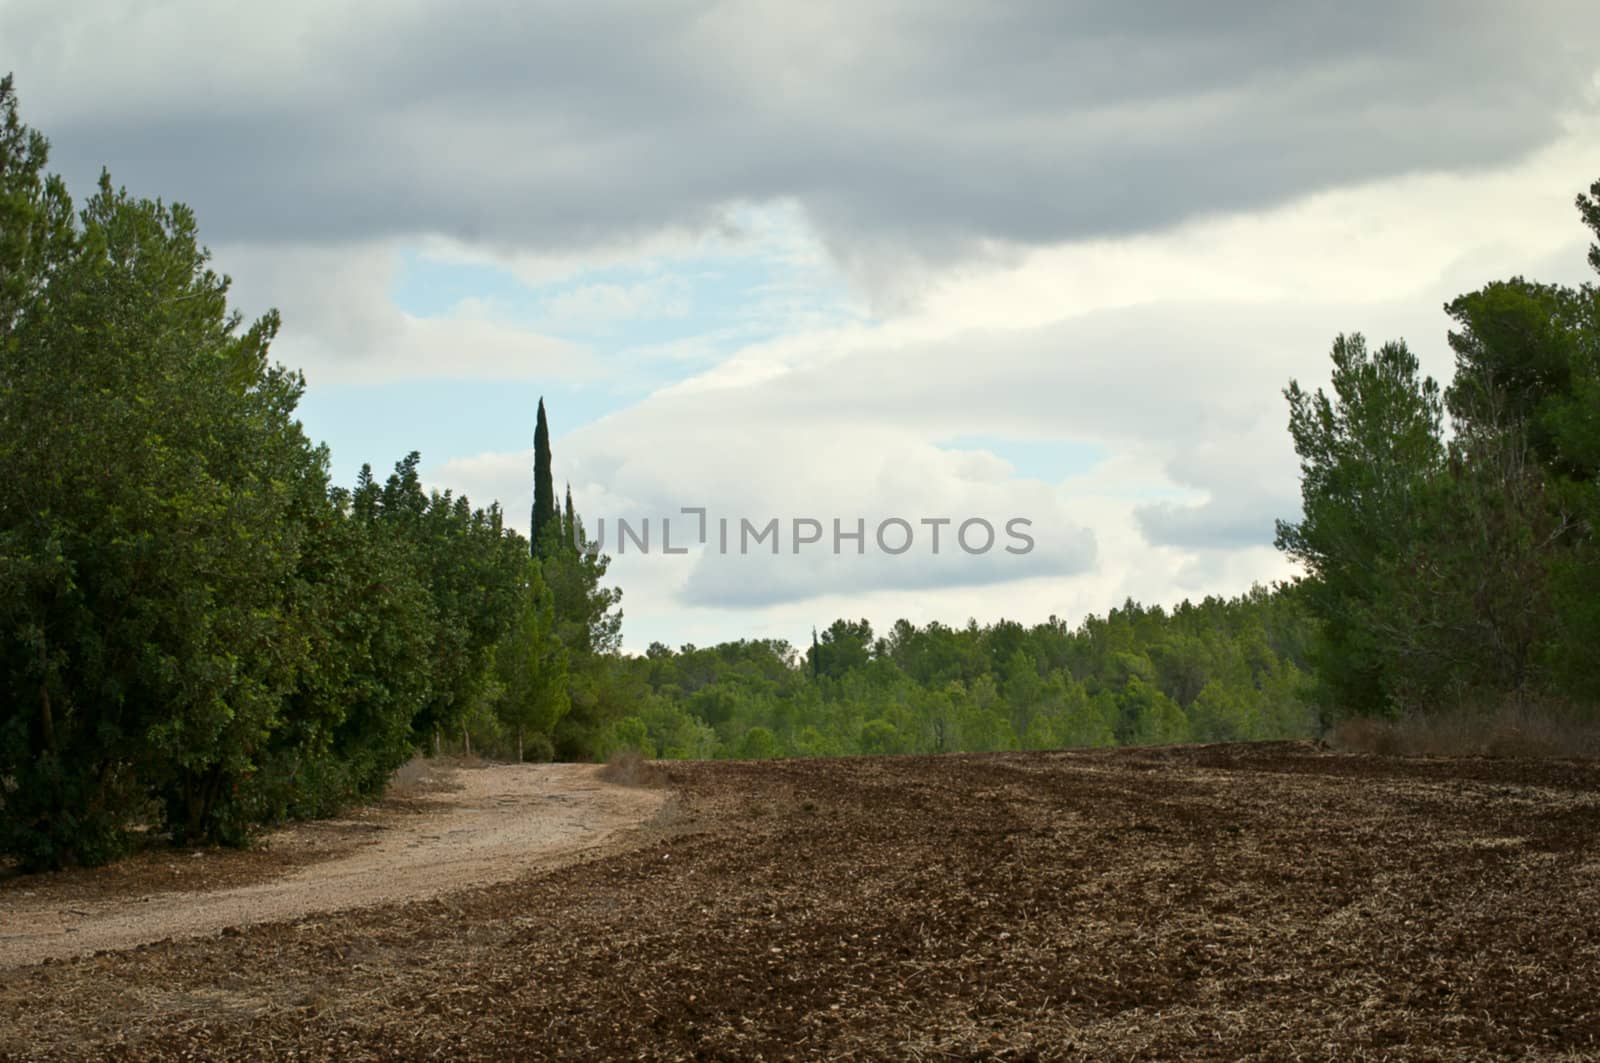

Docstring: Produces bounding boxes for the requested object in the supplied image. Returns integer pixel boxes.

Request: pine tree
[563,483,576,552]
[531,397,556,557]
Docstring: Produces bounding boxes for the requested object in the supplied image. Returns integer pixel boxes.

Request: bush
[597,749,663,787]
[1327,700,1600,759]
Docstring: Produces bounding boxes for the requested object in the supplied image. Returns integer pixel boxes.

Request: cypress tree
[563,482,576,553]
[531,397,555,557]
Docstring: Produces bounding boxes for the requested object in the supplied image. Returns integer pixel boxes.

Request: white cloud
[422,121,1600,647]
[213,241,599,387]
[535,276,693,333]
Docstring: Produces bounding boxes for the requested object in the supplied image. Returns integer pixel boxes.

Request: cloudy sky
[8,1,1600,651]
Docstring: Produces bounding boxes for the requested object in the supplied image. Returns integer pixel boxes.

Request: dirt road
[0,762,666,968]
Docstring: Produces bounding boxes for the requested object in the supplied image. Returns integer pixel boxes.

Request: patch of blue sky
[310,205,865,485]
[388,251,530,318]
[939,435,1108,484]
[390,207,865,386]
[297,378,613,488]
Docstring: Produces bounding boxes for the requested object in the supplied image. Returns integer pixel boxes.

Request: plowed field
[2,743,1597,1060]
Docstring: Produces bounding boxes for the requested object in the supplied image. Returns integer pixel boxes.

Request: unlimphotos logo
[575,508,1034,557]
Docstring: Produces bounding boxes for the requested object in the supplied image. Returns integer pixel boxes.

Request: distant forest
[3,75,1597,869]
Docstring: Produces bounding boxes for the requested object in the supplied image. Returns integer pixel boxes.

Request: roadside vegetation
[0,78,619,869]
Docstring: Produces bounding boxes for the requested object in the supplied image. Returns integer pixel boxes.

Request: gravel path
[0,762,665,967]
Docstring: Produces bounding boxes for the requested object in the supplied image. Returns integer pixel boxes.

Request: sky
[7,1,1600,651]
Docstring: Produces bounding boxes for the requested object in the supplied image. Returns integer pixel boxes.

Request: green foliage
[1122,678,1190,746]
[545,509,624,759]
[0,75,73,343]
[531,398,556,557]
[857,719,902,756]
[490,558,570,761]
[0,81,589,867]
[273,468,435,817]
[1277,176,1600,722]
[612,589,1319,763]
[1189,680,1258,743]
[737,726,782,759]
[601,715,652,758]
[809,618,874,679]
[0,144,320,860]
[1275,334,1446,716]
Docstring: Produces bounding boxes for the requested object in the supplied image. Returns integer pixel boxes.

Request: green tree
[1189,680,1258,743]
[809,618,874,679]
[547,507,625,759]
[491,557,570,761]
[1024,675,1113,750]
[1275,334,1446,716]
[1124,678,1191,746]
[857,718,902,756]
[0,80,601,868]
[1059,679,1118,749]
[376,461,528,748]
[531,397,556,557]
[738,726,782,759]
[0,75,73,343]
[1437,190,1600,701]
[0,161,323,861]
[275,471,436,817]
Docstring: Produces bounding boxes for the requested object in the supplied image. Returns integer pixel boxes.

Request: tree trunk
[517,725,524,763]
[461,720,471,758]
[38,683,57,754]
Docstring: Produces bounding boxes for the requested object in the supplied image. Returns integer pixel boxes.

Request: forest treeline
[567,590,1319,762]
[3,76,1598,870]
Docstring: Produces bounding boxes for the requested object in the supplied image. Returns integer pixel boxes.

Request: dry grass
[384,756,466,799]
[596,749,665,788]
[1329,701,1600,759]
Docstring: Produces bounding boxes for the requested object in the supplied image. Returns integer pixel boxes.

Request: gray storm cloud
[5,0,1597,268]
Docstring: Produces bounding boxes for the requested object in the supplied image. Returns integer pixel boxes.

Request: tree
[857,718,902,756]
[1276,180,1600,718]
[1024,675,1113,750]
[1435,190,1600,702]
[737,726,782,759]
[1275,334,1446,716]
[277,473,436,817]
[491,557,569,761]
[563,483,575,549]
[1445,278,1591,477]
[809,618,874,679]
[1124,679,1190,746]
[0,158,324,860]
[1057,680,1117,749]
[531,398,556,557]
[0,75,73,344]
[1189,680,1258,743]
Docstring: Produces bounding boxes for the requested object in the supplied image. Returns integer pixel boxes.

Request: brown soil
[1,742,1598,1060]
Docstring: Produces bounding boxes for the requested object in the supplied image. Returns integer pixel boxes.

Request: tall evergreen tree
[563,483,576,551]
[531,397,556,557]
[1274,334,1445,716]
